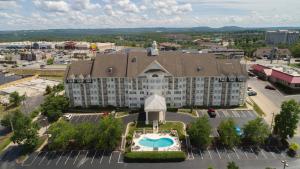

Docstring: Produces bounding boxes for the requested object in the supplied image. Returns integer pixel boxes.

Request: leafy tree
[75,123,98,148]
[10,110,39,151]
[218,118,240,148]
[187,116,212,148]
[97,116,123,150]
[1,113,13,129]
[48,120,76,150]
[291,42,300,58]
[273,99,300,140]
[47,58,54,65]
[45,85,52,95]
[242,118,270,146]
[227,161,239,169]
[41,95,69,122]
[9,91,25,107]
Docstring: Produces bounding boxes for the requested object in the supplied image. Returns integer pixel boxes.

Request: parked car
[235,126,243,136]
[247,90,257,96]
[63,114,72,121]
[265,85,276,90]
[207,108,216,118]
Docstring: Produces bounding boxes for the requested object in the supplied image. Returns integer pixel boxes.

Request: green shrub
[124,151,186,162]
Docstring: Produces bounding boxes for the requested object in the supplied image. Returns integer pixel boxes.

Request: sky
[0,0,300,30]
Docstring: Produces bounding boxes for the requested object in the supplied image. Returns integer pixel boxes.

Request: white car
[63,114,72,120]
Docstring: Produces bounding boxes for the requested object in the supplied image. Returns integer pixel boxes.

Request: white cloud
[0,0,20,10]
[33,0,70,13]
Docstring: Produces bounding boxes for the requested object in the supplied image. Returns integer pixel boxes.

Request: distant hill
[0,26,299,42]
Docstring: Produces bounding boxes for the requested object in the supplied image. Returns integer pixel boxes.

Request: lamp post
[281,160,288,169]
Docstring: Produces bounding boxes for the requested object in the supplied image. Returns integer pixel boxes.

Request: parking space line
[99,150,105,164]
[118,151,124,163]
[94,116,99,122]
[270,151,277,159]
[233,147,240,159]
[248,111,255,117]
[244,151,249,159]
[64,150,73,165]
[250,148,258,159]
[88,115,94,122]
[47,151,56,165]
[225,148,231,160]
[239,111,246,118]
[109,152,113,164]
[91,150,97,164]
[207,148,212,160]
[199,149,203,160]
[260,149,268,159]
[56,152,65,165]
[38,152,48,165]
[29,151,41,166]
[274,147,286,159]
[216,148,221,159]
[73,151,81,165]
[223,110,229,117]
[216,111,220,118]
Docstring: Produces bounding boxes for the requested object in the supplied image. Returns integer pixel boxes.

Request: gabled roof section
[138,60,172,77]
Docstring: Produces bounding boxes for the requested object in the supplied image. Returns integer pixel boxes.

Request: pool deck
[132,133,181,152]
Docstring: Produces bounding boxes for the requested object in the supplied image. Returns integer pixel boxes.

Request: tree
[227,161,239,169]
[187,116,212,149]
[218,118,240,148]
[48,120,76,150]
[41,95,69,122]
[47,58,54,65]
[9,91,25,107]
[242,118,270,146]
[10,110,39,151]
[97,116,123,150]
[291,42,300,58]
[75,123,98,148]
[273,99,300,140]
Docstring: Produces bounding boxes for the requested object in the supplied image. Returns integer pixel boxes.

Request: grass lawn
[115,111,129,118]
[0,133,12,153]
[253,102,265,116]
[177,108,198,117]
[289,63,300,68]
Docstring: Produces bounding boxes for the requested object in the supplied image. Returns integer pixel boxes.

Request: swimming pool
[139,137,174,148]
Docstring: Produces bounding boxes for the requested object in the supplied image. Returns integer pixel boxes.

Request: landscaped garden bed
[124,151,186,162]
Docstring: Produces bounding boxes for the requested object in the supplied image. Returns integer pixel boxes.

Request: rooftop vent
[131,57,136,63]
[107,67,113,73]
[197,66,203,72]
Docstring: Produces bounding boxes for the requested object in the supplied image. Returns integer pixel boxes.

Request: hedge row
[124,151,186,162]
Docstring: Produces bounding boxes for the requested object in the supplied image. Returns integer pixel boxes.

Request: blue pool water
[139,137,174,148]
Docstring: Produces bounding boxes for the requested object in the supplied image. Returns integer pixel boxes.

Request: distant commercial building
[64,42,248,108]
[265,30,299,45]
[252,64,300,89]
[200,47,244,59]
[19,52,36,61]
[159,42,181,51]
[253,48,291,59]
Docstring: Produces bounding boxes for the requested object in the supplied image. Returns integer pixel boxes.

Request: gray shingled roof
[65,50,247,79]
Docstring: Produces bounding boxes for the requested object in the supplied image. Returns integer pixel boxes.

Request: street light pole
[282,160,288,169]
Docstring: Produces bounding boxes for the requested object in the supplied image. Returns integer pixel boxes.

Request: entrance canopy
[144,94,166,124]
[144,94,167,112]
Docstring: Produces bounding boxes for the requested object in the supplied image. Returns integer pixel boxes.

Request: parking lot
[68,114,103,124]
[191,146,289,162]
[22,150,124,169]
[197,109,257,119]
